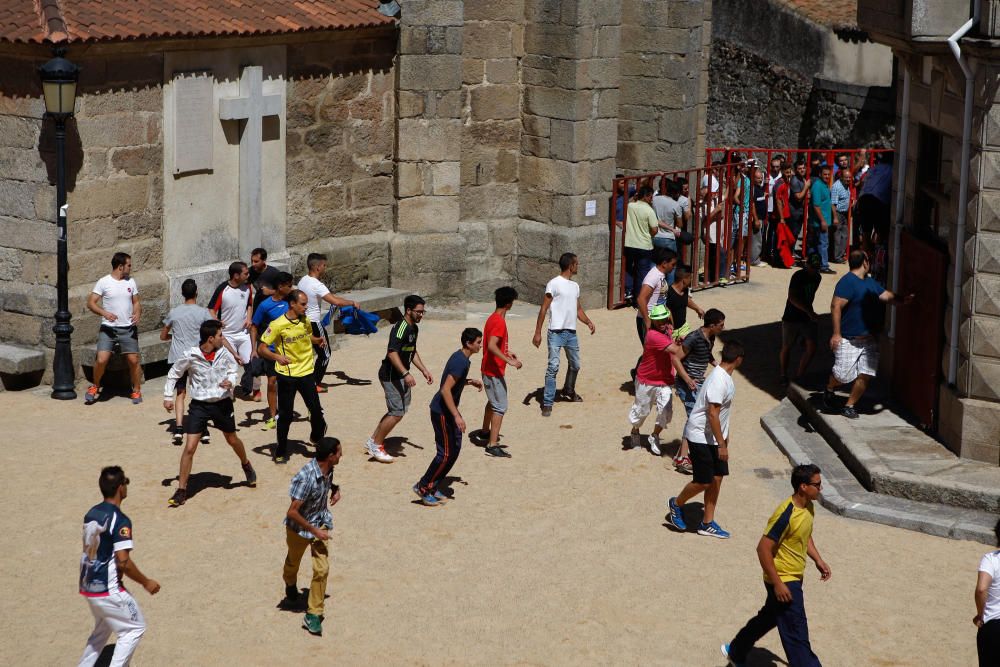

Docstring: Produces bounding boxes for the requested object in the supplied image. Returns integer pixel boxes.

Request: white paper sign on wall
[585,199,597,217]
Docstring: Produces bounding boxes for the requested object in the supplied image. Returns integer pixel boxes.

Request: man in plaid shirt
[283,438,342,636]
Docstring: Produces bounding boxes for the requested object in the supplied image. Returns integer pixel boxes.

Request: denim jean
[652,236,677,285]
[623,246,652,297]
[543,330,581,406]
[806,224,829,269]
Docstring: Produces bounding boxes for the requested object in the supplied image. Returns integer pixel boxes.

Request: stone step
[76,331,171,368]
[336,287,409,314]
[762,399,996,545]
[0,343,46,375]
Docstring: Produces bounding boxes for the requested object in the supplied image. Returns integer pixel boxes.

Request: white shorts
[225,332,252,364]
[79,591,146,667]
[832,337,878,384]
[628,382,673,429]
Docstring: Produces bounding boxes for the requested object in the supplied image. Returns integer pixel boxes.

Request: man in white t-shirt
[209,261,253,394]
[975,523,1000,665]
[532,252,596,417]
[296,253,359,391]
[85,252,142,405]
[666,339,744,540]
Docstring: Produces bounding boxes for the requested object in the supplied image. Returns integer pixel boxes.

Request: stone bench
[0,342,46,390]
[331,287,409,331]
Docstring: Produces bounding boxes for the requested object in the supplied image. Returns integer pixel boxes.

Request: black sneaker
[842,405,860,419]
[821,390,837,411]
[172,431,183,445]
[242,462,257,487]
[563,391,583,403]
[167,488,187,508]
[285,584,299,601]
[485,445,511,458]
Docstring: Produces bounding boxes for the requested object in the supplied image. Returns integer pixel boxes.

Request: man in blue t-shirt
[78,466,160,666]
[823,250,912,419]
[250,271,294,430]
[413,328,484,507]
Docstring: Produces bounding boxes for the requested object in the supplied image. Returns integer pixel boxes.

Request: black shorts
[688,441,729,484]
[262,358,277,378]
[174,372,187,393]
[184,398,237,434]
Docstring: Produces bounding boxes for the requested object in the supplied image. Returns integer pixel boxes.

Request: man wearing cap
[628,305,685,455]
[779,254,823,385]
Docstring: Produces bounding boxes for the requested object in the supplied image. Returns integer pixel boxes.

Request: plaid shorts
[832,337,878,384]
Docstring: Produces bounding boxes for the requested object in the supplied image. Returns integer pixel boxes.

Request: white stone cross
[219,65,282,257]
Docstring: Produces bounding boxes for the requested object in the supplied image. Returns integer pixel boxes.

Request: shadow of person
[382,436,416,457]
[619,380,636,397]
[436,475,467,500]
[250,440,313,461]
[744,646,789,666]
[325,370,372,387]
[521,387,544,406]
[276,588,330,614]
[159,471,240,500]
[662,500,705,533]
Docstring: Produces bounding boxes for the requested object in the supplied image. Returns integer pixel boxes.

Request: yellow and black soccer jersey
[762,496,815,582]
[260,314,315,378]
[379,319,418,381]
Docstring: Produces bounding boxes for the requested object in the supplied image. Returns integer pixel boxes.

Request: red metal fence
[607,147,893,310]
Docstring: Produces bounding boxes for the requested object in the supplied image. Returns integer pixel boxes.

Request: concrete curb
[762,400,996,545]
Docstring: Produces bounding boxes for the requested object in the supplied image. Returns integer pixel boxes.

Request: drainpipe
[946,2,980,388]
[889,68,910,339]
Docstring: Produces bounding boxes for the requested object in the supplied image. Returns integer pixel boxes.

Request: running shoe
[485,445,511,458]
[130,391,143,404]
[697,520,731,539]
[242,462,257,487]
[667,497,686,531]
[84,385,99,404]
[366,440,394,463]
[673,456,694,475]
[412,485,439,506]
[302,613,323,636]
[252,390,262,402]
[261,417,277,431]
[468,429,490,445]
[316,384,328,393]
[721,643,745,667]
[272,454,288,465]
[433,489,449,503]
[630,430,641,450]
[172,431,183,445]
[561,390,583,402]
[167,488,187,508]
[842,405,860,419]
[200,432,210,444]
[647,434,661,456]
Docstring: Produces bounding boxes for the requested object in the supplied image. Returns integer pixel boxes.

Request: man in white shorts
[823,249,912,419]
[209,261,254,395]
[85,252,142,405]
[296,253,359,392]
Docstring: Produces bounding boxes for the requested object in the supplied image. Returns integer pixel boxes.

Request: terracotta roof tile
[1,0,394,44]
[775,0,858,30]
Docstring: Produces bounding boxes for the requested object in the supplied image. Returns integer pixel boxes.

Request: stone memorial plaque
[173,73,213,174]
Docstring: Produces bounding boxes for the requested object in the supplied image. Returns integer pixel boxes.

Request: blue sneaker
[721,643,745,667]
[667,497,686,531]
[698,520,731,539]
[433,489,449,503]
[412,485,439,507]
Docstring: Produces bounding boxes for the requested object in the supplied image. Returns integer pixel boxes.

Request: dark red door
[891,231,948,429]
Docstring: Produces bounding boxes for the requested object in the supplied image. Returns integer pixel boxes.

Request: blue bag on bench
[335,305,379,335]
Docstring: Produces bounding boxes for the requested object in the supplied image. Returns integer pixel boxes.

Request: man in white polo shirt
[209,261,254,395]
[296,253,359,392]
[85,252,142,405]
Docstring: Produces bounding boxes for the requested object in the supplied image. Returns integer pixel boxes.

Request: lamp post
[38,47,80,400]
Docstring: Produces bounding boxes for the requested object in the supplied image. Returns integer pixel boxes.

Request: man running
[78,466,160,667]
[161,278,214,445]
[258,290,328,463]
[667,339,744,539]
[85,252,142,405]
[164,320,257,508]
[532,253,596,417]
[722,464,831,667]
[628,305,685,455]
[470,287,522,459]
[413,328,483,506]
[209,261,254,395]
[283,438,342,637]
[365,295,433,464]
[296,253,359,392]
[672,308,725,474]
[251,271,294,431]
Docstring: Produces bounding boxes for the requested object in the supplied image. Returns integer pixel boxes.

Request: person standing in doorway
[161,278,215,444]
[296,253,360,392]
[251,271,294,431]
[258,290,328,463]
[722,464,831,667]
[532,253,597,417]
[667,339,744,539]
[470,287,522,459]
[779,254,823,386]
[78,466,160,667]
[365,295,433,464]
[209,261,254,395]
[85,252,142,405]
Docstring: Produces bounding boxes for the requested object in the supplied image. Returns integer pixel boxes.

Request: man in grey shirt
[161,279,214,444]
[652,179,685,286]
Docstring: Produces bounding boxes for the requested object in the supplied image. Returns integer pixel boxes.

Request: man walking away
[164,320,257,507]
[667,339,744,539]
[78,466,160,667]
[823,250,912,419]
[471,287,523,459]
[251,272,295,430]
[209,261,254,395]
[624,185,659,301]
[161,279,215,444]
[85,252,142,405]
[296,253,359,392]
[283,438,342,637]
[722,464,831,667]
[365,295,433,463]
[413,329,484,506]
[532,253,597,417]
[672,309,725,474]
[779,254,823,386]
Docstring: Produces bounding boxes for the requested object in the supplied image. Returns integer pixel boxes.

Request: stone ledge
[0,342,45,374]
[337,287,410,313]
[762,400,997,545]
[75,331,170,368]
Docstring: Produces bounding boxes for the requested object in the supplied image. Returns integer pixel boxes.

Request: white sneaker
[647,435,661,456]
[630,431,641,450]
[366,440,394,463]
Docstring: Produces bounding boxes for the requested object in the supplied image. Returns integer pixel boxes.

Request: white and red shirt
[209,282,252,336]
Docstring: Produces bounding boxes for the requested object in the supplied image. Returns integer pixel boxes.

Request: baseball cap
[807,253,822,268]
[649,305,671,321]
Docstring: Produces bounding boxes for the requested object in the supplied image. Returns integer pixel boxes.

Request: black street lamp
[39,47,80,400]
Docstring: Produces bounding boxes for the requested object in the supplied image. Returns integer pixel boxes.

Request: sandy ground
[0,262,987,666]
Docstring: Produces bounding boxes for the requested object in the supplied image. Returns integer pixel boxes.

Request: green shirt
[625,200,657,250]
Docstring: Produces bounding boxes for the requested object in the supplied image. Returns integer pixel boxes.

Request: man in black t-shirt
[779,254,822,384]
[665,266,705,342]
[365,295,433,464]
[249,248,282,313]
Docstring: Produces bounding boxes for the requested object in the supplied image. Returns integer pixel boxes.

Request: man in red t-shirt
[628,305,685,455]
[470,287,522,458]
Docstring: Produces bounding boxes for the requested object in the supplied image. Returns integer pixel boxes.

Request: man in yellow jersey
[722,464,831,667]
[258,290,327,463]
